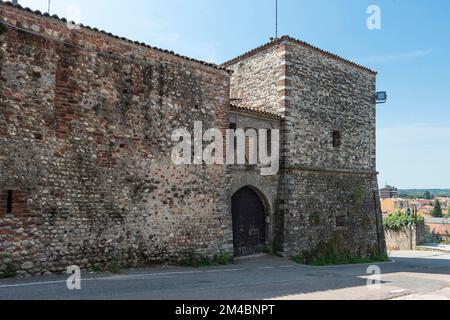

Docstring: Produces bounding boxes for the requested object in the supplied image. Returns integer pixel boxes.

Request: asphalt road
[0,251,449,300]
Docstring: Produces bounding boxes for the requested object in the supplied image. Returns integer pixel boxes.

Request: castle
[0,1,386,276]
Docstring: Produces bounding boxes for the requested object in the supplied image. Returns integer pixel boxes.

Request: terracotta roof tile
[0,1,231,73]
[222,35,377,75]
[230,103,283,120]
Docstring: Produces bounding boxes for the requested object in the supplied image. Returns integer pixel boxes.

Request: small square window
[336,215,346,227]
[6,190,13,214]
[332,131,341,148]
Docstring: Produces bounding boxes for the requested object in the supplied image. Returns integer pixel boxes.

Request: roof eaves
[222,35,377,75]
[230,103,284,120]
[0,1,231,74]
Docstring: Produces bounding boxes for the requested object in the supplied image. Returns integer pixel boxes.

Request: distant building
[425,218,450,241]
[380,185,398,200]
[411,199,432,207]
[418,205,434,216]
[436,197,450,208]
[381,198,409,214]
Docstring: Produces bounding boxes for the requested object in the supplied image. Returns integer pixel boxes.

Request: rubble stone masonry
[226,38,386,259]
[0,3,231,276]
[0,2,386,276]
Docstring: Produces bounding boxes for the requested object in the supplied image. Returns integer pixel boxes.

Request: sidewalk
[417,243,450,253]
[394,288,450,300]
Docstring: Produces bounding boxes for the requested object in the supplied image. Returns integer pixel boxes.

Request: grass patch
[179,249,232,268]
[107,258,123,274]
[0,23,6,36]
[0,264,17,279]
[262,244,282,257]
[213,251,233,265]
[90,265,103,273]
[292,253,390,266]
[292,234,389,266]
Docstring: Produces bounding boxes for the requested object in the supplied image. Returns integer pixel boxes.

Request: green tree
[383,210,422,232]
[423,191,433,200]
[431,199,443,218]
[447,205,450,218]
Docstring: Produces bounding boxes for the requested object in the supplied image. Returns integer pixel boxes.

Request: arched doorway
[231,187,267,257]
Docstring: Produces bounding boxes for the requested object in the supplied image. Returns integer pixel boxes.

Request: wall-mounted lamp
[376,91,388,104]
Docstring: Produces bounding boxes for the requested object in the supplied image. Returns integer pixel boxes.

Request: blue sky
[19,0,450,189]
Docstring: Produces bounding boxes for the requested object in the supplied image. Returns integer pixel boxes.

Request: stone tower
[224,36,386,261]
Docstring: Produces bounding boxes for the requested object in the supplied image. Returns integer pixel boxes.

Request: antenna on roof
[275,0,278,39]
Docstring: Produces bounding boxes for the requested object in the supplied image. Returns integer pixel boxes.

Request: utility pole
[407,207,413,250]
[48,0,51,15]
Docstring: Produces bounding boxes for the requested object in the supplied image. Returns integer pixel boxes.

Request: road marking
[0,265,295,289]
[205,268,245,273]
[390,289,408,294]
[0,280,67,289]
[0,268,248,289]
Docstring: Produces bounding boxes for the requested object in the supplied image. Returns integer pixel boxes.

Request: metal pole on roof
[275,0,278,39]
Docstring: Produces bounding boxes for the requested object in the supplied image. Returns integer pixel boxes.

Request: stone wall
[226,43,283,115]
[227,37,386,259]
[385,221,426,251]
[285,41,376,171]
[0,3,232,276]
[281,171,384,258]
[280,39,385,258]
[0,3,387,276]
